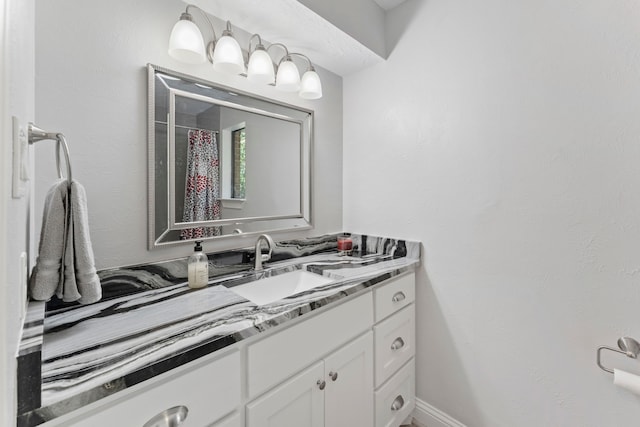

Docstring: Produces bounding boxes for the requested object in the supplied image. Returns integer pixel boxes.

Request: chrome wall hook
[618,337,640,358]
[597,337,640,374]
[28,122,73,184]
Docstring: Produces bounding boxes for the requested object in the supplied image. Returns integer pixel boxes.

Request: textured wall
[35,0,343,269]
[344,0,640,425]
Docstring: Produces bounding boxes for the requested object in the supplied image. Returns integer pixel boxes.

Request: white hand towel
[61,198,81,302]
[67,181,101,304]
[30,179,101,304]
[29,180,69,301]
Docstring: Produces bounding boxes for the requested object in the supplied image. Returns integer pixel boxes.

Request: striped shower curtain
[180,129,221,239]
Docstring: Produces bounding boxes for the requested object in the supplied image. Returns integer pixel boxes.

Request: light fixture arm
[247,34,265,62]
[267,43,291,65]
[248,34,264,52]
[184,4,217,63]
[289,52,315,71]
[222,20,235,36]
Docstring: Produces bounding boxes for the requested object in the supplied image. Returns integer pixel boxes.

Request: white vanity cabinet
[246,332,373,427]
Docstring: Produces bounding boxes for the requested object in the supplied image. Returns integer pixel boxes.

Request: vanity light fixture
[246,35,275,85]
[275,57,300,92]
[168,5,213,64]
[291,53,323,100]
[168,5,243,74]
[212,21,246,75]
[168,4,322,99]
[268,43,300,92]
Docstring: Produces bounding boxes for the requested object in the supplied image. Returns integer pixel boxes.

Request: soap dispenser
[187,241,209,289]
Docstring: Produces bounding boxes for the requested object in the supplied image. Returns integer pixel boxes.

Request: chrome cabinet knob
[392,291,406,303]
[329,371,338,381]
[143,405,189,427]
[317,379,326,390]
[391,337,405,351]
[390,395,405,411]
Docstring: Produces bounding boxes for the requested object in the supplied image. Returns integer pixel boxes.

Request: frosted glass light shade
[299,69,322,99]
[168,19,206,64]
[212,34,245,75]
[275,59,300,92]
[247,48,275,84]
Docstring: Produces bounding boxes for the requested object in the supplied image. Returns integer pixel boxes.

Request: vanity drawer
[56,350,241,427]
[375,359,415,427]
[248,292,373,398]
[374,304,415,388]
[374,273,415,322]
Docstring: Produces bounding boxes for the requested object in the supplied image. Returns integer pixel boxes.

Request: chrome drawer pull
[317,379,326,390]
[390,395,405,411]
[392,292,406,303]
[143,405,188,427]
[391,337,405,351]
[329,371,338,381]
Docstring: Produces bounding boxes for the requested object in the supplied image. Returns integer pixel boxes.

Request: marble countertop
[17,234,420,426]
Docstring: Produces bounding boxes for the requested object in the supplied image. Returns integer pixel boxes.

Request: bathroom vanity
[16,234,419,427]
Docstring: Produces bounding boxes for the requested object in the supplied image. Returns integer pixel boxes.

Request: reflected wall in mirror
[148,64,313,248]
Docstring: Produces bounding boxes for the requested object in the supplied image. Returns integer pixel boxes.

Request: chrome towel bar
[597,337,640,374]
[28,122,73,184]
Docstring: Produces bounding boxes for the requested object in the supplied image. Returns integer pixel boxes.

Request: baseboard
[412,398,467,427]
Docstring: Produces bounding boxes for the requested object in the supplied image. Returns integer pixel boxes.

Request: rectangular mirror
[148,64,313,248]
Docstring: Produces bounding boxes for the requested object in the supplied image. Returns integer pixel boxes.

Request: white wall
[35,0,343,269]
[1,0,34,424]
[344,0,640,426]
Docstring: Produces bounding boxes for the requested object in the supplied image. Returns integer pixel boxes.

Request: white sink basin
[226,270,334,306]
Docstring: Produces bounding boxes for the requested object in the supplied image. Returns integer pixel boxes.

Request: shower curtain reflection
[180,129,221,239]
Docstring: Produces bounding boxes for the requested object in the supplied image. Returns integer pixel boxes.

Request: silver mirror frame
[147,64,313,249]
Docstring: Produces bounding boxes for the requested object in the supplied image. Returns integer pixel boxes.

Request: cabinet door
[246,361,325,427]
[324,331,374,427]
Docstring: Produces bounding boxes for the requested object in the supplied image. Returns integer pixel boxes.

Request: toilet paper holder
[597,337,640,374]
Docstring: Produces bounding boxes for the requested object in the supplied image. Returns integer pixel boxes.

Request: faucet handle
[254,234,275,271]
[258,235,275,256]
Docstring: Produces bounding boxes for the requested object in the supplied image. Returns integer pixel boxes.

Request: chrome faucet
[254,234,275,271]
